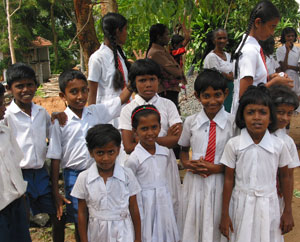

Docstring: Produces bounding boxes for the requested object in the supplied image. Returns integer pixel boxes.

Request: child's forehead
[201,87,224,93]
[136,74,157,79]
[13,78,36,85]
[66,78,87,88]
[276,103,296,110]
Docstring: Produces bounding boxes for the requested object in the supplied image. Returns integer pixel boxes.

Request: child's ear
[194,91,201,101]
[224,88,229,98]
[254,18,262,29]
[59,92,67,106]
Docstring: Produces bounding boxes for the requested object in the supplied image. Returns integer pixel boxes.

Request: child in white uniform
[71,124,141,242]
[119,59,182,220]
[220,85,294,242]
[179,69,235,242]
[125,105,180,242]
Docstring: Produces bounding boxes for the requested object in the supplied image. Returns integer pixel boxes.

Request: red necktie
[260,48,270,82]
[117,56,126,89]
[205,120,216,163]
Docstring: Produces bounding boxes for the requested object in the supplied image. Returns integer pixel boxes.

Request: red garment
[171,47,186,68]
[260,48,269,82]
[117,56,126,89]
[205,120,216,163]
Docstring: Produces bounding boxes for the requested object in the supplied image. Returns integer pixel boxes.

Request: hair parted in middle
[131,104,161,130]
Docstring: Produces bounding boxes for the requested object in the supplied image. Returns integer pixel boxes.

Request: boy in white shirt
[4,63,64,241]
[47,69,132,240]
[0,82,31,242]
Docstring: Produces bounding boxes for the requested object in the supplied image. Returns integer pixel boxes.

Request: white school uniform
[71,161,141,242]
[203,51,233,74]
[178,107,235,242]
[88,44,128,127]
[220,128,291,242]
[266,55,280,75]
[125,143,180,242]
[276,45,300,95]
[119,93,182,219]
[4,100,51,169]
[46,97,122,170]
[232,35,268,114]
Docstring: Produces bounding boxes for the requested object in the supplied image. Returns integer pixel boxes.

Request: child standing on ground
[0,83,31,242]
[220,85,294,241]
[3,63,64,241]
[179,69,235,242]
[71,124,141,242]
[125,105,180,242]
[119,58,182,221]
[47,70,132,240]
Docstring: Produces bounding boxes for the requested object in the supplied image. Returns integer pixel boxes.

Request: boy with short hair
[0,82,31,242]
[47,69,132,240]
[3,63,64,241]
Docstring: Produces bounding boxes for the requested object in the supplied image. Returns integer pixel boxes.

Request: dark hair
[233,0,280,78]
[102,13,130,91]
[58,69,87,93]
[236,84,277,132]
[86,124,121,151]
[269,85,299,109]
[146,24,168,56]
[128,59,162,93]
[131,104,161,130]
[259,36,275,56]
[194,69,228,97]
[0,82,5,96]
[280,27,297,43]
[171,34,184,49]
[6,63,38,88]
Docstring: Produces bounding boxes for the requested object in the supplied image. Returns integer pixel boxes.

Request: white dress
[71,161,141,242]
[266,55,280,75]
[178,107,235,242]
[203,51,233,74]
[220,129,291,242]
[125,143,180,242]
[119,94,182,220]
[276,45,300,95]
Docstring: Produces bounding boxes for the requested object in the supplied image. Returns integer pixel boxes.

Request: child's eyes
[82,87,88,93]
[70,89,78,94]
[96,151,104,156]
[152,125,158,129]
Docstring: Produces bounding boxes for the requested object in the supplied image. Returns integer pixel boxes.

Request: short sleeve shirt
[203,51,233,74]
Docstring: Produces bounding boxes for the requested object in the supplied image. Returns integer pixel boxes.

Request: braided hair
[102,13,131,91]
[233,0,280,78]
[146,24,168,56]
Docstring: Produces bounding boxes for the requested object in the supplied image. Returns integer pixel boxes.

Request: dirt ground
[31,96,300,241]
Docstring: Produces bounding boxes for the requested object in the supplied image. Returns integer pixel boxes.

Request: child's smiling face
[8,79,37,107]
[135,74,159,101]
[275,104,295,129]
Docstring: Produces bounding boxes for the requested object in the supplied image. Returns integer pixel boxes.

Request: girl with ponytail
[88,13,131,127]
[231,0,293,114]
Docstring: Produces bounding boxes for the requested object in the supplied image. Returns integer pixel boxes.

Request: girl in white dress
[220,85,294,242]
[71,124,141,242]
[178,69,235,242]
[125,105,180,242]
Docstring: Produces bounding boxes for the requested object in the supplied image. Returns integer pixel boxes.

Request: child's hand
[167,123,180,137]
[219,213,234,240]
[280,210,294,234]
[133,49,146,60]
[53,193,71,220]
[183,159,201,172]
[51,112,68,126]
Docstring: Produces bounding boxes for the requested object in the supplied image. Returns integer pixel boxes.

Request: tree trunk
[50,0,58,71]
[100,0,118,16]
[73,0,100,71]
[6,0,16,64]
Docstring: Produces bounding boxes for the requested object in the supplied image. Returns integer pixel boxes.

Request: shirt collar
[87,159,126,184]
[239,128,274,153]
[195,106,228,130]
[134,94,159,106]
[64,106,90,120]
[9,100,42,116]
[244,35,260,51]
[135,142,169,164]
[273,128,286,138]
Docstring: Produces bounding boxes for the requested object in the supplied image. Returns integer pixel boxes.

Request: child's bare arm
[119,86,133,105]
[279,165,294,234]
[51,159,71,220]
[129,195,141,242]
[122,129,138,154]
[157,123,182,148]
[88,81,98,105]
[78,199,88,242]
[220,166,235,240]
[180,146,201,172]
[51,112,68,126]
[197,158,225,176]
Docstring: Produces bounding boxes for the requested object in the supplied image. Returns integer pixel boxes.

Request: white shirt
[266,55,279,75]
[71,161,141,241]
[47,97,122,170]
[88,43,129,103]
[221,128,291,196]
[178,107,235,163]
[274,128,300,168]
[203,51,233,74]
[119,94,182,136]
[4,100,51,169]
[0,124,27,210]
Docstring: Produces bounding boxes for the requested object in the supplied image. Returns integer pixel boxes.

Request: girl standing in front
[125,105,180,242]
[231,0,293,114]
[88,13,130,127]
[220,85,294,242]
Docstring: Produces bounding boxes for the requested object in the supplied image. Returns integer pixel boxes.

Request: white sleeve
[239,48,258,80]
[87,53,102,83]
[70,172,87,199]
[278,142,292,168]
[46,120,62,159]
[287,138,300,168]
[166,100,182,126]
[125,167,141,196]
[178,116,192,147]
[276,46,285,62]
[119,104,133,131]
[203,54,220,69]
[220,139,237,169]
[124,154,139,175]
[92,97,122,123]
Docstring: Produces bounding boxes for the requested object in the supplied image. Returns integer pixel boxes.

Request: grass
[35,85,46,98]
[293,189,300,198]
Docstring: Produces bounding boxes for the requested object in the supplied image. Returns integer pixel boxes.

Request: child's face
[8,79,37,106]
[243,104,270,139]
[59,78,88,114]
[134,114,161,149]
[90,141,120,173]
[196,87,227,120]
[0,94,6,120]
[285,32,296,44]
[255,18,279,41]
[276,104,295,129]
[116,24,127,46]
[135,75,159,101]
